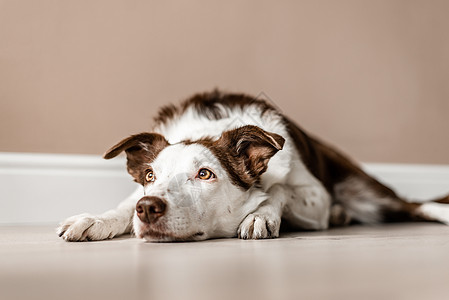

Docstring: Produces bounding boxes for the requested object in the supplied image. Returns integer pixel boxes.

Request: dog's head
[104,125,284,242]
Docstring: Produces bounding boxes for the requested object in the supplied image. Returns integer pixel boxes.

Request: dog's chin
[142,231,205,242]
[137,226,206,242]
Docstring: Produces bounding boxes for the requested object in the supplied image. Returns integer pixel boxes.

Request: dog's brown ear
[217,125,285,178]
[103,133,169,183]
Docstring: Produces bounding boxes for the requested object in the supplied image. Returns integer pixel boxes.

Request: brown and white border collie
[57,90,449,242]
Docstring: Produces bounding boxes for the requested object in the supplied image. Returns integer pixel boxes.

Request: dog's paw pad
[57,214,114,242]
[237,214,280,239]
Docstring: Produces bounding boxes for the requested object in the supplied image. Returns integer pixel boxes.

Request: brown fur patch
[153,104,179,125]
[283,117,400,199]
[153,89,277,126]
[197,125,285,190]
[284,118,431,222]
[103,133,169,184]
[434,195,449,204]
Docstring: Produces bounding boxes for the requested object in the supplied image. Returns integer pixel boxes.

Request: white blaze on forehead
[145,143,223,195]
[152,143,220,174]
[143,143,225,213]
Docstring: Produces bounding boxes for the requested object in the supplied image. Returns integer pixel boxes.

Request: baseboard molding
[362,163,449,202]
[0,152,138,225]
[1,152,448,225]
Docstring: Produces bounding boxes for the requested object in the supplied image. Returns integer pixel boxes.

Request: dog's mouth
[141,229,205,242]
[134,215,206,242]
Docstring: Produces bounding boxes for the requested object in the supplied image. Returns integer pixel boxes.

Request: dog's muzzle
[136,196,167,224]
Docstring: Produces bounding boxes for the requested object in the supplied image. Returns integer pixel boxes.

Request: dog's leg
[281,184,332,230]
[57,187,143,242]
[333,176,449,225]
[333,176,419,224]
[237,184,286,239]
[412,195,449,225]
[329,203,352,226]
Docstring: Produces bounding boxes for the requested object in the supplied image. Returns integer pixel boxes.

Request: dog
[57,90,449,242]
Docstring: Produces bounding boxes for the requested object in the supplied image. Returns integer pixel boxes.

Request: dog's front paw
[57,213,117,242]
[237,213,280,239]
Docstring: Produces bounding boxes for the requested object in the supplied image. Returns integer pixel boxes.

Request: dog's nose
[136,196,167,223]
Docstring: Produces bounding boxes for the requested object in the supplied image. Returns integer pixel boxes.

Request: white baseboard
[0,153,138,225]
[362,163,449,202]
[0,152,448,225]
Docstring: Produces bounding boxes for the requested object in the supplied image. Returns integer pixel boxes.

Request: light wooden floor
[1,223,448,300]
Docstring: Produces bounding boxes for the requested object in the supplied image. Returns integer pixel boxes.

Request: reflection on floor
[1,223,448,300]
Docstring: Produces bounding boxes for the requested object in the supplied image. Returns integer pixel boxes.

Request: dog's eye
[145,169,155,182]
[197,168,215,180]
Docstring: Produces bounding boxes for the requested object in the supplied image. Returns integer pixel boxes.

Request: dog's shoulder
[154,90,277,125]
[152,90,286,144]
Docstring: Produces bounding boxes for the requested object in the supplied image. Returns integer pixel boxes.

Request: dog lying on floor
[57,90,449,242]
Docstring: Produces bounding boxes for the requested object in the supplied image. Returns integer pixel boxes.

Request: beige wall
[1,0,448,164]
